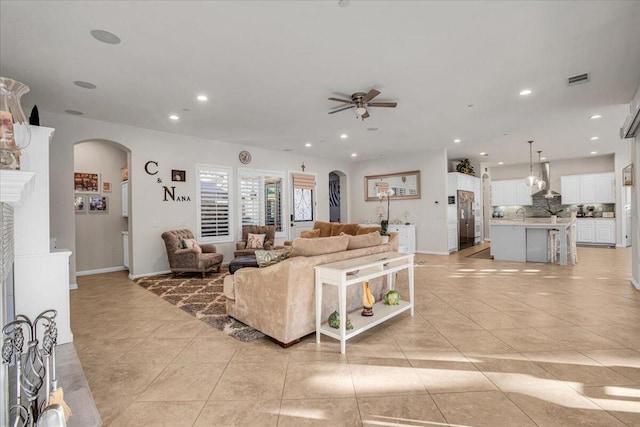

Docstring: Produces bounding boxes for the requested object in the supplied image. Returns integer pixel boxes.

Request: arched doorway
[329,170,347,223]
[73,139,131,278]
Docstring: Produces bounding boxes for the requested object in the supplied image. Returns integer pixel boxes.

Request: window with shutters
[197,164,233,243]
[292,173,315,222]
[239,170,284,235]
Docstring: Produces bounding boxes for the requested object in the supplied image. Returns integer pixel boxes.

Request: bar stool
[548,229,559,263]
[567,211,578,265]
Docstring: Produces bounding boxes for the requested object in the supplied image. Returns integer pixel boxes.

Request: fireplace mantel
[0,170,36,206]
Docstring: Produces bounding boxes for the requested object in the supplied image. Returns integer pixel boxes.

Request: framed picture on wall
[74,172,100,193]
[88,196,108,213]
[74,195,86,213]
[172,169,186,182]
[103,181,112,193]
[623,164,633,186]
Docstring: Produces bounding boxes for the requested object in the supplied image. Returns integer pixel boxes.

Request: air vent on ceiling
[567,73,590,86]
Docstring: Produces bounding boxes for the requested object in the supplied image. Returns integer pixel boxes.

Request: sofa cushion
[291,235,349,257]
[356,225,381,235]
[223,275,236,300]
[255,248,292,267]
[247,233,266,249]
[344,231,382,250]
[314,221,333,237]
[300,229,321,238]
[331,223,358,236]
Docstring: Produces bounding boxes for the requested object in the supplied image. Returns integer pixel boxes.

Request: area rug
[467,247,493,259]
[134,270,265,342]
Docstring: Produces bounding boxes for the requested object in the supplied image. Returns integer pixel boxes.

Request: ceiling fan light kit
[328,89,397,120]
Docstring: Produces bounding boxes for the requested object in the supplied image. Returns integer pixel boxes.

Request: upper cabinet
[491,179,532,206]
[561,172,615,204]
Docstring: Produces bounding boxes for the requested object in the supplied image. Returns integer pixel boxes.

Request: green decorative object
[328,311,353,330]
[455,158,475,176]
[384,290,401,305]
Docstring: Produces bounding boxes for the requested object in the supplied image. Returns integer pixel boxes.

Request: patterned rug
[134,269,265,342]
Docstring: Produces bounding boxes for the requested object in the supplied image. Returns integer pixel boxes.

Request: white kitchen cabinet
[121,181,129,217]
[561,173,615,204]
[561,175,580,204]
[595,219,615,244]
[448,223,458,252]
[387,224,416,254]
[576,218,616,244]
[491,179,531,206]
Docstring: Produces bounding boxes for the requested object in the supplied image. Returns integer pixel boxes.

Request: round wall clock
[239,150,252,164]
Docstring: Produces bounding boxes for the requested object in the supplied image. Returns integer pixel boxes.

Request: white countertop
[491,218,570,229]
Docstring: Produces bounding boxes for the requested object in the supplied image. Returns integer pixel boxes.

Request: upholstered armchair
[234,225,276,257]
[161,229,223,277]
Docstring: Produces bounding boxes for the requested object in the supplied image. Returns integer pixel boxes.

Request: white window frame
[290,172,316,223]
[196,164,233,243]
[238,168,286,239]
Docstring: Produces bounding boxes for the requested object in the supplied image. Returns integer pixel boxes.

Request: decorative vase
[0,77,31,170]
[361,281,374,316]
[381,235,389,244]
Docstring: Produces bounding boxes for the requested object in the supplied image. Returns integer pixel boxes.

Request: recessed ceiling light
[169,114,179,120]
[541,157,547,160]
[65,109,84,115]
[351,153,357,157]
[590,114,602,119]
[498,162,504,165]
[454,139,461,143]
[480,152,488,156]
[73,81,96,89]
[305,143,312,147]
[590,151,598,155]
[196,94,208,102]
[90,29,121,45]
[519,89,532,96]
[590,136,599,141]
[340,134,348,139]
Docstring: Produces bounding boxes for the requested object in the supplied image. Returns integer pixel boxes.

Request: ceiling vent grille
[567,73,590,86]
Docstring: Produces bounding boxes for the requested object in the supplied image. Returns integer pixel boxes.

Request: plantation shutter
[197,165,232,242]
[239,174,262,226]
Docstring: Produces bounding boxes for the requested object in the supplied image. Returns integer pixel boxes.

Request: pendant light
[524,141,538,187]
[536,150,546,190]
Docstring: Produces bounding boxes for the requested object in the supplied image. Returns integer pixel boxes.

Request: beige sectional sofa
[224,228,399,346]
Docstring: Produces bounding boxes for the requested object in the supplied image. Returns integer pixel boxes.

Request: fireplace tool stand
[2,309,68,427]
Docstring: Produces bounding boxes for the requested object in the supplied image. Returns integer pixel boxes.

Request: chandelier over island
[524,140,538,187]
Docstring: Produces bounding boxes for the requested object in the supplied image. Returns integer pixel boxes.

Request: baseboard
[128,270,171,280]
[76,266,127,276]
[631,277,640,291]
[415,250,450,256]
[69,282,78,290]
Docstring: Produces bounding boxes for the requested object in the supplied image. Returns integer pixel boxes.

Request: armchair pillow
[181,238,200,250]
[247,233,266,249]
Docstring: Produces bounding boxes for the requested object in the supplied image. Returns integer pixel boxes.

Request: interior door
[290,172,316,239]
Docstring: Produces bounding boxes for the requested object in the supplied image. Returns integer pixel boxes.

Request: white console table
[314,252,414,354]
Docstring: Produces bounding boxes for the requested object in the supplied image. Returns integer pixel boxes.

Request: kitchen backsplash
[493,197,615,219]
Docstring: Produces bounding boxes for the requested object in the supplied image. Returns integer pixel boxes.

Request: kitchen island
[490,219,571,265]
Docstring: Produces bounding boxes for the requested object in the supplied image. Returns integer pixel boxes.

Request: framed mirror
[365,170,421,201]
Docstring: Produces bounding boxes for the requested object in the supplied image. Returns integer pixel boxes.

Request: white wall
[349,148,449,255]
[44,111,349,279]
[74,141,128,272]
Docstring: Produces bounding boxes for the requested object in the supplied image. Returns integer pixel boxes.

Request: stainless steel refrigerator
[457,190,475,250]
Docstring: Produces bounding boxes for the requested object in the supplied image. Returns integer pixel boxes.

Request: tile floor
[71,244,640,426]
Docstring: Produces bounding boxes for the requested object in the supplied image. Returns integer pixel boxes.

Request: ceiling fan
[328,89,397,120]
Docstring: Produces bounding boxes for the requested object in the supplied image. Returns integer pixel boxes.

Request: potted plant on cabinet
[455,159,475,176]
[377,188,394,243]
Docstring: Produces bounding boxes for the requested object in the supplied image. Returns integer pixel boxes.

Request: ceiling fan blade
[362,89,381,103]
[367,102,397,108]
[328,105,355,114]
[328,97,353,104]
[361,110,370,119]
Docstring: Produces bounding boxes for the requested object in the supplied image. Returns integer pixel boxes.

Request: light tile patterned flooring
[72,244,640,426]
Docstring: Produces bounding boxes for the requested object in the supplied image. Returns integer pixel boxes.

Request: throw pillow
[313,221,333,237]
[181,238,199,249]
[344,231,382,250]
[246,233,266,249]
[300,229,321,238]
[255,248,292,267]
[291,235,349,257]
